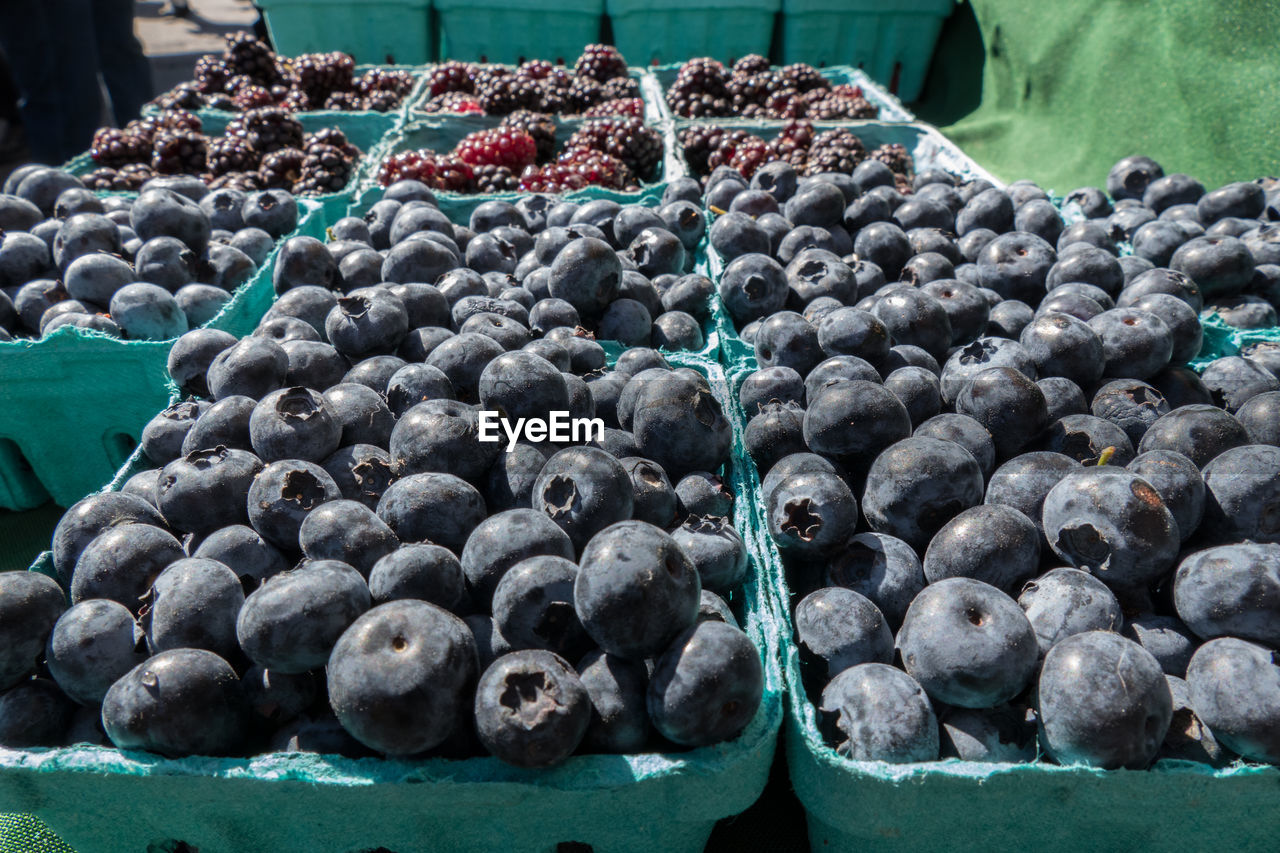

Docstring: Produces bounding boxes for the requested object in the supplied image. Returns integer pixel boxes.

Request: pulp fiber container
[433,0,603,65]
[0,199,324,511]
[779,0,955,101]
[606,0,779,67]
[0,350,784,853]
[257,0,433,65]
[357,114,683,209]
[654,63,917,125]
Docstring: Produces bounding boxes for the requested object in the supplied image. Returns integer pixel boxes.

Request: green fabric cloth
[916,0,1280,192]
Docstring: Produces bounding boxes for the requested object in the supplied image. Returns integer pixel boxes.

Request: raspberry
[500,111,557,162]
[574,44,628,82]
[453,127,537,172]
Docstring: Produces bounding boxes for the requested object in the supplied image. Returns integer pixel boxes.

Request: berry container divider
[431,0,603,66]
[0,198,324,512]
[1190,314,1280,370]
[651,63,918,125]
[778,0,955,103]
[352,113,683,211]
[0,351,786,853]
[605,0,780,67]
[255,0,433,65]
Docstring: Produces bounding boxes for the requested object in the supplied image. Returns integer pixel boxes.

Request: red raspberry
[453,128,537,172]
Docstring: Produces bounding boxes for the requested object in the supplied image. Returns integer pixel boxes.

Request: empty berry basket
[256,0,433,65]
[433,0,604,66]
[606,0,780,67]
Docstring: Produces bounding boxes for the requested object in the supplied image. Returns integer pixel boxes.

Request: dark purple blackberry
[151,130,208,175]
[768,126,810,171]
[678,126,719,175]
[90,128,149,169]
[574,44,628,82]
[779,63,828,93]
[357,68,415,98]
[582,98,644,118]
[478,74,540,115]
[419,91,483,114]
[600,76,639,101]
[224,32,280,86]
[565,77,604,113]
[209,171,262,192]
[473,164,519,193]
[258,147,307,189]
[270,84,292,102]
[324,91,365,111]
[566,117,662,182]
[278,89,312,112]
[727,72,773,109]
[500,110,557,162]
[305,128,360,160]
[118,163,157,189]
[205,94,237,111]
[518,59,556,82]
[151,84,205,111]
[362,91,401,112]
[427,61,476,96]
[156,111,202,134]
[233,85,276,111]
[292,51,355,103]
[82,168,126,191]
[803,127,866,176]
[207,135,260,176]
[230,107,304,154]
[871,143,914,176]
[805,90,877,120]
[295,144,354,195]
[733,54,771,75]
[666,58,731,118]
[194,54,232,94]
[705,129,760,174]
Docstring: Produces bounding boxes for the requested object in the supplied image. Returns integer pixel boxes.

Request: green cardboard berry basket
[257,0,433,65]
[778,0,955,102]
[0,348,784,853]
[653,63,918,125]
[606,0,779,67]
[434,0,603,65]
[0,199,324,512]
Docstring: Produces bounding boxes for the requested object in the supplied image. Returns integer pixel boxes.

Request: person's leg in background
[92,0,154,127]
[0,0,61,163]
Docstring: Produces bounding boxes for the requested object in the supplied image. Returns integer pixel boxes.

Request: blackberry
[377,150,474,193]
[521,148,633,193]
[453,127,538,172]
[574,44,628,82]
[871,143,914,176]
[295,144,354,195]
[90,128,149,169]
[566,117,662,181]
[193,55,232,95]
[305,128,360,161]
[230,107,304,154]
[224,32,280,86]
[292,51,355,103]
[233,85,276,111]
[434,156,476,193]
[207,136,260,176]
[805,91,877,120]
[733,54,771,75]
[279,89,313,112]
[582,98,644,118]
[270,84,292,102]
[705,129,759,173]
[565,77,604,113]
[678,126,719,175]
[474,164,519,194]
[517,59,556,82]
[500,110,557,162]
[803,127,866,176]
[894,173,914,195]
[151,84,205,111]
[779,63,828,93]
[156,110,203,134]
[118,163,157,189]
[324,92,365,111]
[479,74,541,115]
[763,87,806,119]
[729,138,772,179]
[362,91,401,112]
[151,130,208,175]
[727,72,773,109]
[767,133,808,171]
[82,168,127,191]
[601,76,640,101]
[667,58,731,118]
[205,94,237,111]
[209,171,263,192]
[357,68,415,99]
[427,61,476,96]
[419,91,483,114]
[258,147,307,189]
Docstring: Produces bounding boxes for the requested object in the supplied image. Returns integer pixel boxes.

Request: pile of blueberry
[376,116,664,195]
[0,181,766,767]
[0,166,300,342]
[705,153,1280,769]
[150,33,415,114]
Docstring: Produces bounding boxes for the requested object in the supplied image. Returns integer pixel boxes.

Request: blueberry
[1200,356,1280,413]
[1236,391,1280,447]
[458,508,575,610]
[61,251,130,305]
[0,571,65,691]
[795,587,893,681]
[1122,613,1197,677]
[1172,542,1280,650]
[631,370,731,480]
[1200,445,1280,544]
[193,524,289,592]
[328,599,476,756]
[319,383,394,449]
[1198,181,1266,222]
[675,472,734,519]
[324,289,409,358]
[425,332,506,403]
[939,705,1037,762]
[1058,220,1118,255]
[803,379,912,468]
[956,188,1014,235]
[819,663,938,762]
[263,286,338,339]
[923,504,1040,593]
[1107,156,1164,201]
[367,543,464,610]
[1186,637,1280,762]
[376,472,487,554]
[1083,308,1172,380]
[245,387,341,464]
[144,557,244,659]
[489,555,590,660]
[863,436,985,552]
[671,515,748,594]
[102,648,244,757]
[985,299,1035,339]
[1018,567,1122,657]
[484,443,548,513]
[575,520,700,660]
[0,678,73,747]
[245,459,340,551]
[766,468,858,558]
[1159,674,1226,765]
[1124,450,1204,542]
[658,273,714,319]
[141,401,208,466]
[1042,467,1179,593]
[241,189,297,239]
[719,253,788,325]
[1170,235,1256,298]
[473,649,590,767]
[1038,414,1135,465]
[1037,631,1171,768]
[940,337,1038,406]
[69,520,184,612]
[206,336,288,401]
[297,499,399,578]
[805,355,882,401]
[739,366,804,416]
[954,366,1049,460]
[617,456,677,528]
[913,413,997,479]
[574,649,649,753]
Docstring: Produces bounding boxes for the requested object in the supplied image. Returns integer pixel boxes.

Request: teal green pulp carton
[0,200,323,511]
[257,0,433,65]
[434,0,603,65]
[607,0,779,67]
[0,350,783,853]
